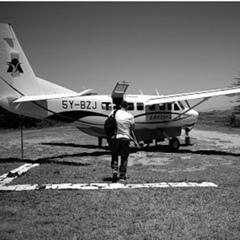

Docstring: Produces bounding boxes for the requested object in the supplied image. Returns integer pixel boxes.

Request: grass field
[1,117,240,239]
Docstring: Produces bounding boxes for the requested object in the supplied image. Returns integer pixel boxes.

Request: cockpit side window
[174,102,180,111]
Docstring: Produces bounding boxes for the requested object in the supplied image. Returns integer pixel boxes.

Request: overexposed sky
[1,2,240,110]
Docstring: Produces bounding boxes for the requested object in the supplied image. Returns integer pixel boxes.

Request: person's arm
[130,122,135,132]
[130,116,135,132]
[130,119,139,147]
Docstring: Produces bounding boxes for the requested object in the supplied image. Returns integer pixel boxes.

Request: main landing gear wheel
[169,137,180,152]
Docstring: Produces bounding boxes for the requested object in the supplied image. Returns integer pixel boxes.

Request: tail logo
[7,58,24,77]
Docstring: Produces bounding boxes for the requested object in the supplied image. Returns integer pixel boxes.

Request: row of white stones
[0,163,218,191]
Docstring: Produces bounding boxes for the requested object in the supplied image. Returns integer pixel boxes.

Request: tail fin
[0,23,40,99]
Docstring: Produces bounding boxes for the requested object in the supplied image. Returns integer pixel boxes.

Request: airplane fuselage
[1,94,199,143]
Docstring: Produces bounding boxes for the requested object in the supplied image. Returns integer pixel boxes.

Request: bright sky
[1,2,240,111]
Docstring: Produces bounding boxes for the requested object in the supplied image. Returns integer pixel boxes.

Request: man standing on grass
[111,100,135,182]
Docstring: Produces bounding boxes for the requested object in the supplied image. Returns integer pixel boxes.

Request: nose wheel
[169,137,180,151]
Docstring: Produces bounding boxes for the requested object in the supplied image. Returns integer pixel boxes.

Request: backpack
[104,110,118,137]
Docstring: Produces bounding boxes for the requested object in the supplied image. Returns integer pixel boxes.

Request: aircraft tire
[169,137,180,152]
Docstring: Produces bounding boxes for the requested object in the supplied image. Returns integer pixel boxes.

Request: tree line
[0,106,60,129]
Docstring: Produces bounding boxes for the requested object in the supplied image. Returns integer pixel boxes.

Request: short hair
[120,100,128,109]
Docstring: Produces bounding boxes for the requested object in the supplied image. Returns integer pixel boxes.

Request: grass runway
[0,125,240,239]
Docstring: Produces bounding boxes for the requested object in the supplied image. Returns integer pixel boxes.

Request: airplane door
[111,81,129,109]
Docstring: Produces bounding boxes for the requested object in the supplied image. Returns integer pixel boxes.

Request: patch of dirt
[129,152,171,166]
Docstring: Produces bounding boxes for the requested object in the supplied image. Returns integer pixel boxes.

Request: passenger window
[137,103,144,111]
[128,102,134,111]
[149,105,156,111]
[102,102,112,110]
[167,103,172,111]
[174,103,180,111]
[159,104,165,111]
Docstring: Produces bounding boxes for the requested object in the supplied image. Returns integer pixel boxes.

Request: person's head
[120,100,128,110]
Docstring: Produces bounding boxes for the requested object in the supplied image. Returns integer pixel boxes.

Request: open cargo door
[111,81,129,108]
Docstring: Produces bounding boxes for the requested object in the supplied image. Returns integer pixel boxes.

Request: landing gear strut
[185,128,191,146]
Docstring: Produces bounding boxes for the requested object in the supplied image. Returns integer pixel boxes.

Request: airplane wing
[146,87,240,106]
[13,89,95,103]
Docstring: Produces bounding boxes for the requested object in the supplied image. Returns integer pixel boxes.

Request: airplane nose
[190,109,199,122]
[193,109,199,117]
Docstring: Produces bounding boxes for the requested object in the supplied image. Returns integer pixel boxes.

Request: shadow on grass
[2,143,238,167]
[102,177,114,183]
[178,149,240,157]
[0,158,28,164]
[0,148,111,166]
[130,145,240,157]
[0,157,92,166]
[43,141,240,157]
[41,142,109,150]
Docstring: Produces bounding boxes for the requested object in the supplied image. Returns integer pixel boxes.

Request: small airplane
[1,23,240,151]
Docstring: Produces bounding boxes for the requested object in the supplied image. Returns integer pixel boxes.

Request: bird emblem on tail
[7,58,23,77]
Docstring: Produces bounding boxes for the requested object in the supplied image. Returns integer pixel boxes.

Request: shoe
[119,175,127,182]
[112,171,118,183]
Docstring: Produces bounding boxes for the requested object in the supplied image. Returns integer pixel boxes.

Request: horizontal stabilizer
[146,87,240,105]
[13,89,95,103]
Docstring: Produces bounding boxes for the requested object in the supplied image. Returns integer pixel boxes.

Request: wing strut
[185,100,191,109]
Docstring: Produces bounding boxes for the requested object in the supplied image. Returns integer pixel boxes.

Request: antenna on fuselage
[139,89,143,95]
[156,88,160,96]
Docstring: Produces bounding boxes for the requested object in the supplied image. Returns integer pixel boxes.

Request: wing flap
[146,87,240,105]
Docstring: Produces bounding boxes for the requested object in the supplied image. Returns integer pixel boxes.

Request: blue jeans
[111,138,130,176]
